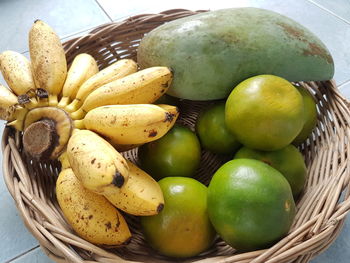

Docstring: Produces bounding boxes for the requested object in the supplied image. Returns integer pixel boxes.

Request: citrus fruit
[196,102,241,155]
[225,75,304,151]
[138,124,201,180]
[293,85,318,145]
[234,145,307,198]
[207,159,296,251]
[141,177,216,258]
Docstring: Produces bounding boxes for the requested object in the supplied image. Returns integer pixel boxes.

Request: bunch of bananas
[0,20,179,245]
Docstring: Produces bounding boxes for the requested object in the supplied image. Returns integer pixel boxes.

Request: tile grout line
[93,0,113,22]
[338,79,350,89]
[5,245,40,263]
[306,0,350,26]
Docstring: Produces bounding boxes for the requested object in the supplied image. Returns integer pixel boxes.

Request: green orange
[196,101,241,155]
[225,75,304,151]
[207,159,296,251]
[138,125,201,180]
[141,177,216,258]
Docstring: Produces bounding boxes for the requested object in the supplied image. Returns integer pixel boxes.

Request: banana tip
[112,172,125,188]
[157,203,164,213]
[34,19,41,23]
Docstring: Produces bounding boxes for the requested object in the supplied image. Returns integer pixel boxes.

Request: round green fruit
[225,75,304,151]
[141,177,216,258]
[138,125,201,180]
[234,145,307,198]
[293,86,318,145]
[207,159,296,251]
[196,102,241,155]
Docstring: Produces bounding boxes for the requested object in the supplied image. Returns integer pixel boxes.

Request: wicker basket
[2,9,350,263]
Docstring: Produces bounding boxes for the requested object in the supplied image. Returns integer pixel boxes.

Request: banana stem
[70,108,86,120]
[57,96,70,109]
[49,94,58,106]
[65,99,81,113]
[74,119,85,129]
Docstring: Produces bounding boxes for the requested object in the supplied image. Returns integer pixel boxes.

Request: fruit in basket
[196,101,241,155]
[57,53,99,108]
[138,125,201,180]
[138,8,334,100]
[0,84,23,121]
[293,85,318,145]
[70,66,172,120]
[56,168,131,245]
[234,144,307,198]
[207,159,296,251]
[83,104,179,149]
[225,75,304,151]
[64,59,138,112]
[141,177,216,258]
[0,51,36,96]
[67,129,129,192]
[22,106,73,159]
[104,160,164,216]
[29,20,67,106]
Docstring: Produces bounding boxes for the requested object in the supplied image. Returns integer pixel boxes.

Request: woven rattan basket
[2,9,350,263]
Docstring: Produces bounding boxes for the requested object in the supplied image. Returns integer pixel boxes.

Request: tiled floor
[0,0,349,262]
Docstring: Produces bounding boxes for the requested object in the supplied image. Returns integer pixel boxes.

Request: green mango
[137,8,334,100]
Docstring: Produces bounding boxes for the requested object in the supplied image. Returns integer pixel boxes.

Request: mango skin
[137,8,334,100]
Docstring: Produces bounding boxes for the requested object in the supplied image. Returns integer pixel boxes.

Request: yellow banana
[0,84,19,121]
[103,160,164,216]
[83,104,179,147]
[22,107,73,159]
[58,151,70,169]
[58,53,98,108]
[0,51,37,97]
[70,66,172,120]
[29,20,67,106]
[67,129,129,193]
[65,59,137,113]
[56,168,131,245]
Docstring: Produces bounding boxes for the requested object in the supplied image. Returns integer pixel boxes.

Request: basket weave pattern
[2,9,350,263]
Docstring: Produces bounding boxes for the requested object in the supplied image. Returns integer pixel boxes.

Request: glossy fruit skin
[293,86,318,145]
[234,145,307,198]
[225,75,304,151]
[138,8,333,100]
[138,125,201,180]
[141,177,216,258]
[196,102,241,155]
[207,159,296,251]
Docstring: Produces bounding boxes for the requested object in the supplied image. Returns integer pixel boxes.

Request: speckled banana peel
[83,104,179,148]
[56,168,131,246]
[70,66,173,120]
[67,129,129,193]
[0,84,20,121]
[103,160,164,216]
[65,59,138,113]
[58,53,99,109]
[29,20,67,106]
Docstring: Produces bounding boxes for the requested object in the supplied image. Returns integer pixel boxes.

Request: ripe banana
[56,168,131,245]
[103,160,164,216]
[65,59,137,113]
[83,104,179,148]
[22,107,73,159]
[70,66,172,120]
[67,129,129,193]
[0,51,37,99]
[58,151,70,169]
[58,53,98,108]
[0,84,20,121]
[29,20,67,106]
